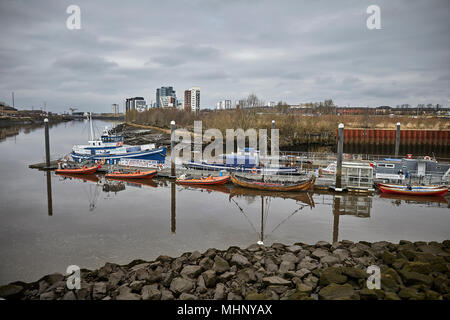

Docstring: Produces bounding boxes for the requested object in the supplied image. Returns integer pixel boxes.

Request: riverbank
[1,240,448,300]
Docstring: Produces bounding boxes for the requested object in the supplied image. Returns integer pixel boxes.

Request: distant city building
[156,86,177,108]
[184,90,191,112]
[216,100,232,110]
[188,87,200,113]
[126,97,146,112]
[267,101,276,107]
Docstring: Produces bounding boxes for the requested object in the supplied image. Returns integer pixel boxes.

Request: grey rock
[311,248,329,259]
[281,252,298,264]
[214,283,226,300]
[321,255,340,266]
[142,284,161,300]
[0,284,23,299]
[263,276,291,286]
[93,282,108,299]
[130,263,150,272]
[231,253,251,267]
[39,291,56,300]
[279,261,295,274]
[189,251,202,261]
[161,288,174,300]
[108,270,125,286]
[213,255,230,273]
[116,286,141,300]
[130,280,145,292]
[180,293,199,300]
[170,277,194,295]
[202,270,217,288]
[247,243,263,252]
[315,241,331,248]
[180,265,203,279]
[333,249,350,261]
[227,292,243,300]
[287,245,302,253]
[62,291,77,300]
[219,271,235,282]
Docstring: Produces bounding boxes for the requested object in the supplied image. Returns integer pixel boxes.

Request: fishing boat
[378,185,448,196]
[176,175,231,186]
[230,174,315,192]
[184,148,298,175]
[70,113,166,165]
[105,169,157,179]
[55,165,98,175]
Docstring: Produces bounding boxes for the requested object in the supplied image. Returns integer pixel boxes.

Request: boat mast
[89,112,94,141]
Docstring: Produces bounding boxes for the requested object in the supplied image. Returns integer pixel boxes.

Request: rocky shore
[1,240,449,300]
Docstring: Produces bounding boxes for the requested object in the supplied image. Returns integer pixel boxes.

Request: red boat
[55,165,98,175]
[176,175,230,186]
[105,169,157,179]
[378,185,448,197]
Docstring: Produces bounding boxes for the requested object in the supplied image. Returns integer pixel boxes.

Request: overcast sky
[0,0,449,113]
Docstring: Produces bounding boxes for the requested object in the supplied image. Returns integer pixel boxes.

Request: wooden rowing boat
[55,165,98,175]
[230,174,315,192]
[176,175,230,185]
[377,182,446,190]
[105,169,157,179]
[378,185,448,196]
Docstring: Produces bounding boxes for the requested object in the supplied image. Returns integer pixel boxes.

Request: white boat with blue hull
[70,114,166,165]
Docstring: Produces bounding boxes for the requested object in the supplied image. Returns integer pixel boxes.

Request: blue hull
[71,147,166,165]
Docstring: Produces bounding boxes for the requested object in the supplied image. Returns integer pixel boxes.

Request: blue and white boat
[184,148,298,174]
[71,114,166,165]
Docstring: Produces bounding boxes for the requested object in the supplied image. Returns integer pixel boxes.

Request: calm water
[0,120,449,284]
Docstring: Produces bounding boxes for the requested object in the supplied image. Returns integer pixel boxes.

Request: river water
[0,120,449,284]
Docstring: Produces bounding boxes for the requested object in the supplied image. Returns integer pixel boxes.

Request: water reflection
[45,170,53,216]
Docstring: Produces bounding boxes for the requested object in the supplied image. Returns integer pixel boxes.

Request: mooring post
[271,120,275,130]
[170,120,176,177]
[171,181,176,234]
[44,118,50,168]
[46,170,53,216]
[336,123,344,190]
[395,122,400,157]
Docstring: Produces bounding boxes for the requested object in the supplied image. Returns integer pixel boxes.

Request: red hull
[379,185,448,196]
[55,165,98,175]
[106,170,157,179]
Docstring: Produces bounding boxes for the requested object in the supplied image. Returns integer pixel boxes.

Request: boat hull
[55,165,98,175]
[176,175,231,186]
[378,185,448,196]
[230,174,315,192]
[71,147,167,165]
[105,170,157,179]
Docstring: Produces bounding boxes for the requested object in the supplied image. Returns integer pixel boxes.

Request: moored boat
[376,182,446,189]
[378,185,448,196]
[176,175,230,186]
[55,165,99,175]
[105,169,157,179]
[230,174,315,192]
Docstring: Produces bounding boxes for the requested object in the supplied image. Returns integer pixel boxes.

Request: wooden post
[336,123,344,190]
[332,196,341,243]
[170,120,175,177]
[44,118,50,168]
[171,181,176,233]
[271,120,275,130]
[395,122,400,157]
[46,170,53,216]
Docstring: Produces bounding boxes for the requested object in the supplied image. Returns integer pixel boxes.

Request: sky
[0,0,449,113]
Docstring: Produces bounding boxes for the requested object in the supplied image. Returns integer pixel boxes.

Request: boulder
[0,284,24,299]
[180,293,199,300]
[341,267,367,279]
[213,255,230,273]
[116,286,141,300]
[402,262,432,274]
[280,253,298,264]
[180,265,203,279]
[287,245,302,253]
[160,288,174,300]
[214,283,225,300]
[398,287,426,300]
[319,283,357,300]
[170,277,194,295]
[246,292,270,300]
[188,251,202,262]
[92,282,107,299]
[400,271,433,287]
[311,248,329,259]
[231,253,251,267]
[320,255,340,266]
[202,270,217,288]
[262,276,291,286]
[142,284,161,300]
[319,268,347,286]
[279,261,295,274]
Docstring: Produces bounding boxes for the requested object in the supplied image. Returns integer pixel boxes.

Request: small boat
[176,175,230,185]
[379,192,448,205]
[105,169,157,179]
[230,174,315,192]
[378,185,448,196]
[376,182,446,190]
[55,165,98,174]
